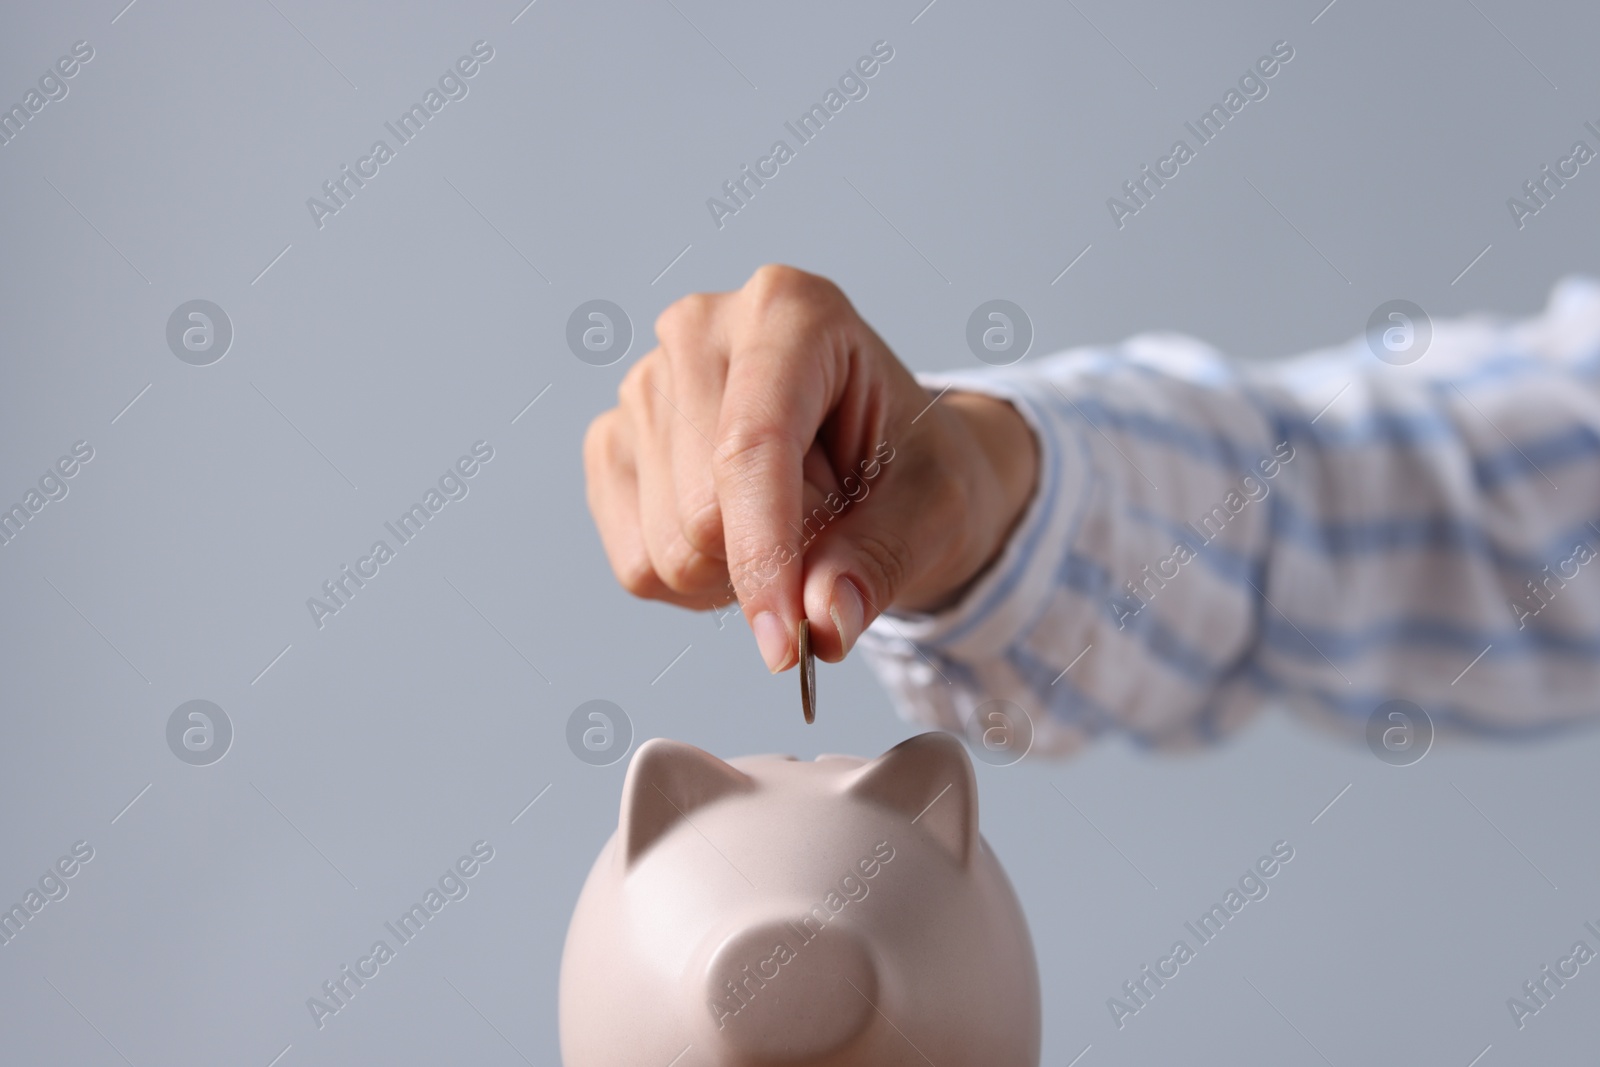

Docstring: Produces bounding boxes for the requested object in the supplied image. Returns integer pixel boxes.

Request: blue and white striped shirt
[859,277,1600,757]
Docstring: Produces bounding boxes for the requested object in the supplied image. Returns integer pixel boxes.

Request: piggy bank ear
[844,732,978,866]
[619,738,755,868]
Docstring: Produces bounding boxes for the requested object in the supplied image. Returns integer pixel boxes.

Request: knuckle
[713,420,804,478]
[616,552,661,598]
[736,263,806,300]
[744,263,827,304]
[654,292,716,350]
[680,495,725,559]
[582,410,619,469]
[738,265,847,343]
[745,263,802,295]
[655,536,715,593]
[616,356,649,408]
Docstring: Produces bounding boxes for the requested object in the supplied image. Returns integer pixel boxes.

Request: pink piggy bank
[559,731,1041,1066]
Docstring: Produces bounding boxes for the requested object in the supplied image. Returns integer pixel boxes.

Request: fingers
[660,303,731,568]
[714,368,837,671]
[624,356,731,604]
[582,407,702,609]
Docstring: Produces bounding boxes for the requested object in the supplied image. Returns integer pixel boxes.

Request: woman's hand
[584,265,1038,672]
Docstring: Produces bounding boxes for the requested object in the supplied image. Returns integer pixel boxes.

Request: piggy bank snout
[703,916,878,1063]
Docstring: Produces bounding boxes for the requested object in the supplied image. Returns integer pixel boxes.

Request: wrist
[895,390,1040,614]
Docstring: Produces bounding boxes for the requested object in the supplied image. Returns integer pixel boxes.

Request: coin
[799,618,816,724]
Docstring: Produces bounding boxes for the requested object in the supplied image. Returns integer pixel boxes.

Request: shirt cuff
[859,364,1096,664]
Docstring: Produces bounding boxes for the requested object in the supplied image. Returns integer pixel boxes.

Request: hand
[583,265,1038,672]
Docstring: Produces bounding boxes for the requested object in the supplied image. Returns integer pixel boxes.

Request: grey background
[2,0,1597,1063]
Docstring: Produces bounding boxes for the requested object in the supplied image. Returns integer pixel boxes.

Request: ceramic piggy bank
[559,731,1041,1066]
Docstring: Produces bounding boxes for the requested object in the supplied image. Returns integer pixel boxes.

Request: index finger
[713,337,837,673]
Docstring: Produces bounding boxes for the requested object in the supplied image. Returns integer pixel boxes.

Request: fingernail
[753,611,794,673]
[829,576,866,657]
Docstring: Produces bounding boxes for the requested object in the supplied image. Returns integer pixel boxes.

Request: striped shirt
[858,277,1600,757]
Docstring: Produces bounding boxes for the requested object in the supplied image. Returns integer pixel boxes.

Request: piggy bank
[559,731,1041,1066]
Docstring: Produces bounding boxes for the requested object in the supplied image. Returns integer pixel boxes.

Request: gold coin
[799,618,816,724]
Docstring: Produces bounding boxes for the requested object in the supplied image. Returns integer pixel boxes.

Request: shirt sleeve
[856,277,1600,757]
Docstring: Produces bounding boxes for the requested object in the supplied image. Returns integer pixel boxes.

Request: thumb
[798,443,950,661]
